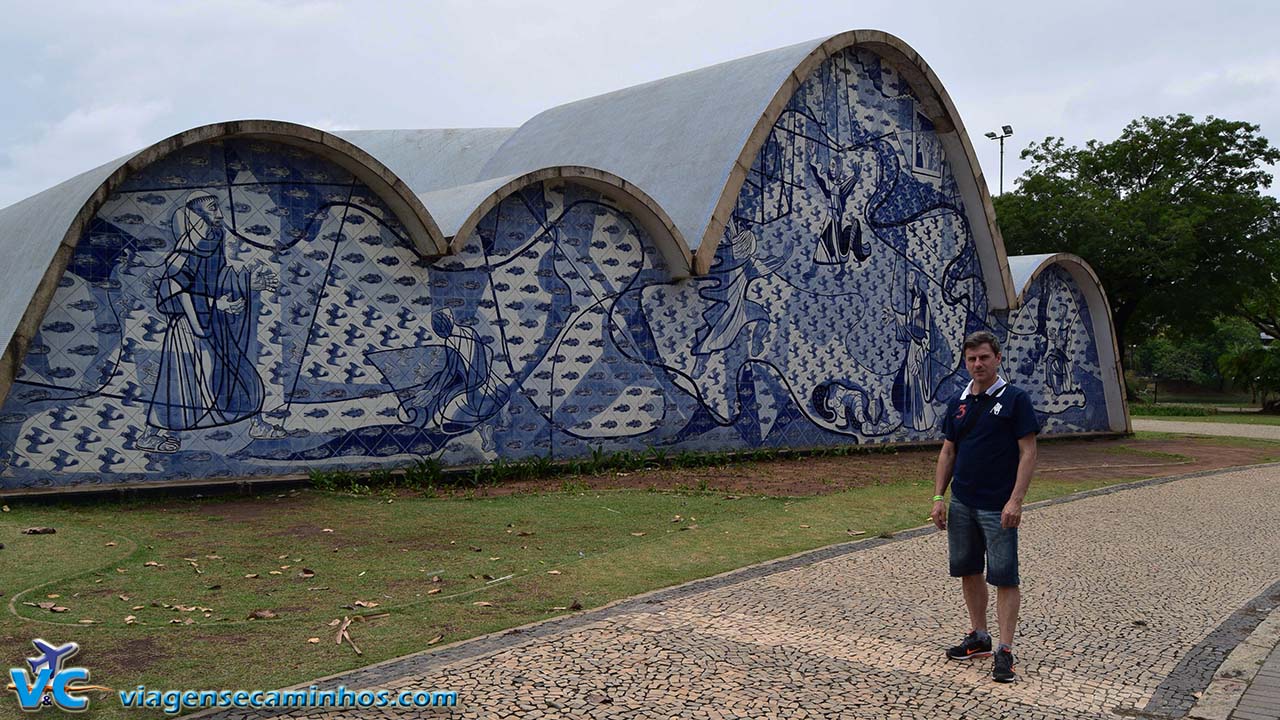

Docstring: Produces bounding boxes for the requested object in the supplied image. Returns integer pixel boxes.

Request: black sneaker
[945,631,993,660]
[992,647,1016,682]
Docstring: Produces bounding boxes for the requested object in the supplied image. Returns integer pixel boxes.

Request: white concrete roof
[476,38,820,258]
[335,128,516,194]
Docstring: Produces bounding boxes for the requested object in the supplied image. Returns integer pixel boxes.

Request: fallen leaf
[322,528,334,533]
[105,542,117,547]
[327,618,341,627]
[799,524,811,528]
[516,530,534,536]
[116,568,127,573]
[77,619,96,625]
[630,532,646,537]
[244,573,259,579]
[353,600,379,608]
[143,561,163,568]
[124,615,137,625]
[205,555,222,560]
[299,569,316,579]
[131,605,144,610]
[724,495,740,500]
[427,634,443,645]
[551,606,568,610]
[1,505,8,512]
[426,588,441,595]
[431,575,441,583]
[468,545,482,552]
[547,570,562,575]
[472,601,493,607]
[22,527,56,535]
[306,637,320,644]
[278,554,289,559]
[280,565,291,570]
[268,571,283,576]
[846,529,866,536]
[117,595,129,601]
[488,556,501,561]
[671,515,682,523]
[46,593,60,599]
[246,609,277,620]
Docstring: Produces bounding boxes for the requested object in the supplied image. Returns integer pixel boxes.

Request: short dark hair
[962,330,1001,356]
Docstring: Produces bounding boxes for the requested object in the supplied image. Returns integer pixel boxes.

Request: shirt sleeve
[1012,390,1041,438]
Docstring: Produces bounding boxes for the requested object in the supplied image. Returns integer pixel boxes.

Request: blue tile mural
[0,48,1109,490]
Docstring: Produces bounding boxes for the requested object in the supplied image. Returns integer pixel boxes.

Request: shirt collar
[961,375,1006,400]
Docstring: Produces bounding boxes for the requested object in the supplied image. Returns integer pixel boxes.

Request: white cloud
[0,101,172,208]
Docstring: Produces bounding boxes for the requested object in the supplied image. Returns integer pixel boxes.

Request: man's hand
[1001,498,1023,529]
[931,500,947,530]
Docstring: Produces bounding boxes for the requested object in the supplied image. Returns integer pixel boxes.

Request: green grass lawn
[0,439,1271,718]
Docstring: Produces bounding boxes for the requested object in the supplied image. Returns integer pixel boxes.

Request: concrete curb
[1188,607,1280,720]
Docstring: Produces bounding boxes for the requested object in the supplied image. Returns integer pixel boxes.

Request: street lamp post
[984,125,1014,195]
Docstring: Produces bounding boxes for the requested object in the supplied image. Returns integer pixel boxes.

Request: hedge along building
[0,30,1128,494]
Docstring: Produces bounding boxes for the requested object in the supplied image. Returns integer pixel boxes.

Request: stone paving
[197,465,1280,720]
[1231,642,1280,720]
[1134,418,1280,441]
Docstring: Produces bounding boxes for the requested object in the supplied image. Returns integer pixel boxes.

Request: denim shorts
[948,498,1020,587]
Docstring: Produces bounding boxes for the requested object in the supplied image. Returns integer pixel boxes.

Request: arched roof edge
[1007,252,1131,433]
[442,166,695,279]
[0,119,448,407]
[692,30,1020,309]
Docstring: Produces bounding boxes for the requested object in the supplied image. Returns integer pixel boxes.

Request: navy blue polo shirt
[940,378,1040,511]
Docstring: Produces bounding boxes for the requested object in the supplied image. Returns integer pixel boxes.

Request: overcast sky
[1,0,1277,209]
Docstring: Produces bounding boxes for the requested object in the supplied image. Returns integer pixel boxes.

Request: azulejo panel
[0,48,1108,490]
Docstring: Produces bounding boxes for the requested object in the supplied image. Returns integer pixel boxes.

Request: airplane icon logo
[26,640,79,676]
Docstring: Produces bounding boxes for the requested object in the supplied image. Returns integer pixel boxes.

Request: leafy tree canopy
[993,114,1280,350]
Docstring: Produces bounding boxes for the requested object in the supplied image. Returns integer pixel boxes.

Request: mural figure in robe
[135,191,283,453]
[893,268,951,432]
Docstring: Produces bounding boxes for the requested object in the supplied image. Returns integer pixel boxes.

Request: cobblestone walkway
[200,466,1280,720]
[1231,640,1280,720]
[1134,418,1280,440]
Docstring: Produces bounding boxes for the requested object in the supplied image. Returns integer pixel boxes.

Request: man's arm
[931,439,956,530]
[1002,433,1038,528]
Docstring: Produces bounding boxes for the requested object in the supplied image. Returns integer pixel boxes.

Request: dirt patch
[429,435,1278,498]
[168,493,317,523]
[91,636,169,676]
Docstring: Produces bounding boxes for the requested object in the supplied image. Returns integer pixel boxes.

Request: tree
[1218,345,1280,411]
[1237,285,1280,341]
[993,114,1280,353]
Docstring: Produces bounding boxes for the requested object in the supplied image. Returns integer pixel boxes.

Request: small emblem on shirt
[991,403,1003,415]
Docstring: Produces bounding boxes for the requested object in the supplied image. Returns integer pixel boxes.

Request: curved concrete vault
[0,30,1127,494]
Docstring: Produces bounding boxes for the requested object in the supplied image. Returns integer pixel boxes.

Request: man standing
[931,331,1039,682]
